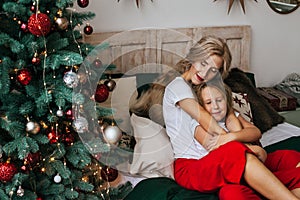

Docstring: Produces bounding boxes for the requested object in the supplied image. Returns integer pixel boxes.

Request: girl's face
[190,55,223,85]
[200,86,227,122]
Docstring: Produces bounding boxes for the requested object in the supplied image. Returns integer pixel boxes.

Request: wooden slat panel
[84,25,251,74]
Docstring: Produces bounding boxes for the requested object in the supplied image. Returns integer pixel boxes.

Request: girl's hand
[245,144,267,163]
[204,133,236,151]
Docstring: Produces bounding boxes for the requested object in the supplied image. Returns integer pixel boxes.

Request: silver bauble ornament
[103,125,122,145]
[26,121,40,134]
[63,71,79,88]
[73,117,89,133]
[17,186,24,197]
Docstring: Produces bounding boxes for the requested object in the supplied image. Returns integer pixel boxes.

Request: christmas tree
[0,0,132,199]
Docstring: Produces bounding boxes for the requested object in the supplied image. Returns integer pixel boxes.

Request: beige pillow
[232,92,253,123]
[129,113,174,179]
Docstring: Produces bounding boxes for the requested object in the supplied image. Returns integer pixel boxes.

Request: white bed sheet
[260,122,300,147]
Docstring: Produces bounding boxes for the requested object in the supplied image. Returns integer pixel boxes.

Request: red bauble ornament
[17,68,32,86]
[28,13,51,36]
[95,84,109,103]
[101,166,118,182]
[77,0,89,8]
[62,132,75,145]
[20,22,28,32]
[83,24,93,35]
[0,161,17,182]
[47,128,59,144]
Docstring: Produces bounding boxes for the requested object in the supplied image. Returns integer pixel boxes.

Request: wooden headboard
[84,25,251,74]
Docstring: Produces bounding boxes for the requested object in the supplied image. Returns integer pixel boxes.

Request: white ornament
[63,71,79,88]
[73,117,89,133]
[26,121,35,132]
[103,125,122,145]
[56,109,64,117]
[17,186,24,197]
[54,174,62,183]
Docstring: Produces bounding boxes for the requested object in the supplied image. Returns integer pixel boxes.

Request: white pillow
[99,76,137,134]
[129,113,174,179]
[232,92,253,123]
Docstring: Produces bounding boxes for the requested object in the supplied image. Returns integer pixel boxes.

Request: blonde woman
[162,36,300,200]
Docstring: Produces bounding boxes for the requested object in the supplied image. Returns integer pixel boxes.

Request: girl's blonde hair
[195,82,233,118]
[175,36,232,79]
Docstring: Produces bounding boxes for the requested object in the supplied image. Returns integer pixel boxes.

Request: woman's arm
[195,114,262,151]
[178,98,227,135]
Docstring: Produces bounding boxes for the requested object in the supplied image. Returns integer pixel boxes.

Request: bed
[84,25,300,199]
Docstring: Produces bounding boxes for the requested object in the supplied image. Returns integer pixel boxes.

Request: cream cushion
[129,113,174,179]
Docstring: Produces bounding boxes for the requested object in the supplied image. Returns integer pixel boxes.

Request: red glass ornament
[65,109,73,120]
[77,0,89,8]
[25,152,41,166]
[28,13,51,36]
[32,56,40,65]
[94,84,109,103]
[47,128,59,144]
[20,22,28,32]
[17,68,32,86]
[83,24,93,35]
[92,58,102,68]
[101,166,118,182]
[0,162,17,182]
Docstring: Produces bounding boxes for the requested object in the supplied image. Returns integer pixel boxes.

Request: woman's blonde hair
[175,36,232,79]
[129,83,165,118]
[130,35,232,119]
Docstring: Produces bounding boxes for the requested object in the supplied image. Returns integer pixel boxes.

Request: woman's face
[200,86,227,122]
[190,55,223,85]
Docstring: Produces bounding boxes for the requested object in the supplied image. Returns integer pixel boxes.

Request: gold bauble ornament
[55,17,69,30]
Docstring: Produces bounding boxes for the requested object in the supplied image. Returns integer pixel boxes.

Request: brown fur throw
[224,68,284,133]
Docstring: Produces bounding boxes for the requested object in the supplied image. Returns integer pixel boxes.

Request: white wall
[77,0,300,87]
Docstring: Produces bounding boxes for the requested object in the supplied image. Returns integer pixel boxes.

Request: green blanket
[124,177,218,200]
[264,136,300,153]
